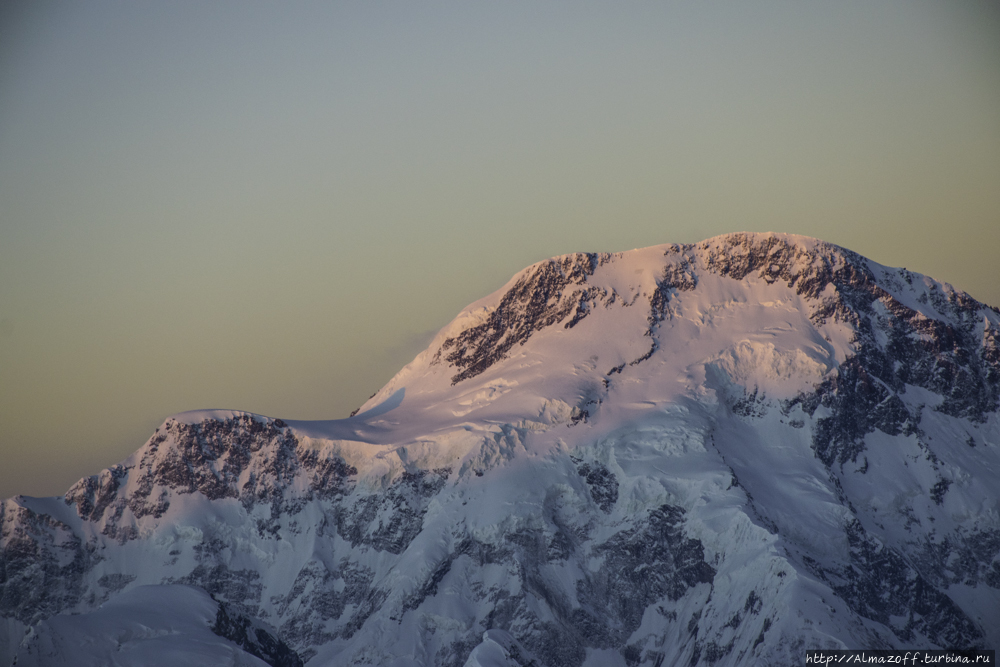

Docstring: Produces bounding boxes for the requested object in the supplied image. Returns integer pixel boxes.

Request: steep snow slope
[2,233,998,666]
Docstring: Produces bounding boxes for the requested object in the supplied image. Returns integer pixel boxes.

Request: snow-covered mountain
[3,232,999,666]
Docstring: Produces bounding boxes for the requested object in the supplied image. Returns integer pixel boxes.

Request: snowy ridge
[2,232,998,666]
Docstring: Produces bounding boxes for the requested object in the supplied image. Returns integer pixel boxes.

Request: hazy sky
[1,1,998,499]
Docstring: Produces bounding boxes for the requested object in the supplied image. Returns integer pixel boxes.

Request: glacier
[2,232,998,666]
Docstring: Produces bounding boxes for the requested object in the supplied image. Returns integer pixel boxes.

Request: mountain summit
[3,232,999,666]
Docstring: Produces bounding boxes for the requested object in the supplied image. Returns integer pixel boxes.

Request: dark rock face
[575,504,716,649]
[62,414,358,542]
[173,561,264,618]
[648,250,699,329]
[437,253,609,384]
[213,599,304,667]
[912,528,1000,590]
[0,503,92,625]
[97,572,135,596]
[804,358,919,467]
[273,558,381,656]
[387,503,716,667]
[699,233,1000,468]
[804,521,984,649]
[66,465,129,523]
[574,460,618,513]
[134,415,302,504]
[631,250,699,368]
[2,413,365,650]
[732,386,768,420]
[298,449,357,501]
[335,468,449,554]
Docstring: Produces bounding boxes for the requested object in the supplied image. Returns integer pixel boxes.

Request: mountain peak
[357,232,996,434]
[3,233,999,666]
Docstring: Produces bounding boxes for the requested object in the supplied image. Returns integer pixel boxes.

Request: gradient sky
[2,1,998,499]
